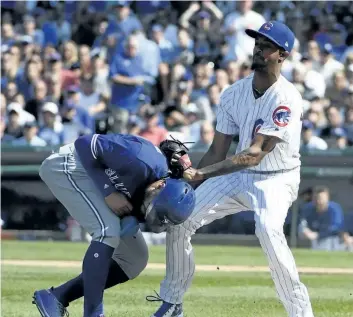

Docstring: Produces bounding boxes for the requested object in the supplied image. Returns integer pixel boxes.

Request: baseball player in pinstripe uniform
[150,21,314,317]
[32,134,196,317]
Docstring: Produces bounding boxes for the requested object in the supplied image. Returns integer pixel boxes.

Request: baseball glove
[159,136,193,179]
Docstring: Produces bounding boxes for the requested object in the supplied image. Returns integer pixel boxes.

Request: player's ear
[278,50,289,63]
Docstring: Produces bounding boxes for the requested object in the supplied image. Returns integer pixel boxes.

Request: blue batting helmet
[145,179,196,233]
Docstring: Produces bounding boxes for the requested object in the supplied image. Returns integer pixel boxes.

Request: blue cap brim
[245,29,288,52]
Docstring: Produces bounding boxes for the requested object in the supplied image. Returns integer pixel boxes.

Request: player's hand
[105,192,133,218]
[183,167,203,182]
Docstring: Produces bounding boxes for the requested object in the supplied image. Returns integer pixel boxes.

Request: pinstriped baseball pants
[160,170,314,317]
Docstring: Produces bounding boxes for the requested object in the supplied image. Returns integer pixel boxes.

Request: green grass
[1,241,353,316]
[2,266,352,317]
[2,240,353,268]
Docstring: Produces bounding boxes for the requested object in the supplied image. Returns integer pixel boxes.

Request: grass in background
[2,265,352,317]
[2,240,353,268]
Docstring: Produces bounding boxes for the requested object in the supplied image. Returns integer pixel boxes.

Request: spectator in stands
[91,55,110,99]
[191,63,211,100]
[344,107,353,146]
[61,102,92,145]
[12,121,47,147]
[92,18,109,49]
[320,43,344,86]
[190,121,215,153]
[9,43,23,69]
[306,40,321,72]
[46,52,78,90]
[1,21,15,46]
[138,106,168,146]
[62,40,79,70]
[133,29,160,87]
[299,186,346,251]
[1,51,22,91]
[173,28,195,67]
[25,80,48,120]
[222,0,265,61]
[325,71,350,108]
[7,102,36,127]
[109,34,145,133]
[215,68,230,93]
[301,120,328,151]
[22,15,44,47]
[46,73,63,105]
[18,60,41,102]
[5,106,23,138]
[78,76,106,118]
[179,2,223,63]
[320,106,346,148]
[226,60,241,83]
[300,56,326,100]
[4,81,19,104]
[0,118,14,144]
[79,44,93,78]
[1,93,7,117]
[151,24,174,64]
[38,102,62,146]
[208,84,221,110]
[109,1,142,40]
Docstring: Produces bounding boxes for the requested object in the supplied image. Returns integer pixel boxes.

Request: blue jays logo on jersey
[272,106,291,127]
[252,119,264,139]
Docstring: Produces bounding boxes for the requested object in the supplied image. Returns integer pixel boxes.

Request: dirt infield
[2,260,353,274]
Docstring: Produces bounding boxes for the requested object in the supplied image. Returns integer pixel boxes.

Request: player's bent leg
[157,175,244,308]
[112,229,149,279]
[38,148,123,317]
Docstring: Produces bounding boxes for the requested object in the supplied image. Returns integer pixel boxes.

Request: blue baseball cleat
[32,288,68,317]
[147,292,183,317]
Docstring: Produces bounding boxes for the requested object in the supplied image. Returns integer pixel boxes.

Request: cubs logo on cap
[245,20,295,53]
[272,106,291,127]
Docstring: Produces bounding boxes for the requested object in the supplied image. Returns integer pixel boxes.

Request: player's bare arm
[183,133,281,181]
[197,131,233,169]
[104,191,133,217]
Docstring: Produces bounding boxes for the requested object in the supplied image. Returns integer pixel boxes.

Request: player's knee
[254,217,284,241]
[129,246,149,280]
[94,235,120,249]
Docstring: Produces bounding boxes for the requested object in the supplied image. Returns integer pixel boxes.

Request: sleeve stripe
[91,134,99,159]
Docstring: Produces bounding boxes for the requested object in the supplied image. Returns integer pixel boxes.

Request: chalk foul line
[2,260,353,274]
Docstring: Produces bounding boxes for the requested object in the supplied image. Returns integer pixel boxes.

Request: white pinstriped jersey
[216,73,303,172]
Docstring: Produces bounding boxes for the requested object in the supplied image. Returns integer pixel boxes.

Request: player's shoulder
[221,73,253,100]
[276,75,303,102]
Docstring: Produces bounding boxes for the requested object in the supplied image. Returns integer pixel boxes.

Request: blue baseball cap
[245,21,295,53]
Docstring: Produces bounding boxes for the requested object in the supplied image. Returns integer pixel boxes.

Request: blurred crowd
[1,0,353,153]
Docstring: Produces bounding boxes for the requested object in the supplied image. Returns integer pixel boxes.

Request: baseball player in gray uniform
[32,134,195,317]
[149,21,314,317]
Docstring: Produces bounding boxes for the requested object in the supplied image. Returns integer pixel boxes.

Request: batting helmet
[159,137,193,179]
[145,178,196,233]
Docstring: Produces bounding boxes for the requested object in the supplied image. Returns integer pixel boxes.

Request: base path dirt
[2,260,353,274]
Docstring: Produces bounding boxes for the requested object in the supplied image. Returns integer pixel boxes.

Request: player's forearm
[197,145,228,169]
[197,148,262,180]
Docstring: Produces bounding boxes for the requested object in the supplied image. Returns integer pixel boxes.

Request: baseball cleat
[151,302,183,317]
[32,288,69,317]
[146,292,183,317]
